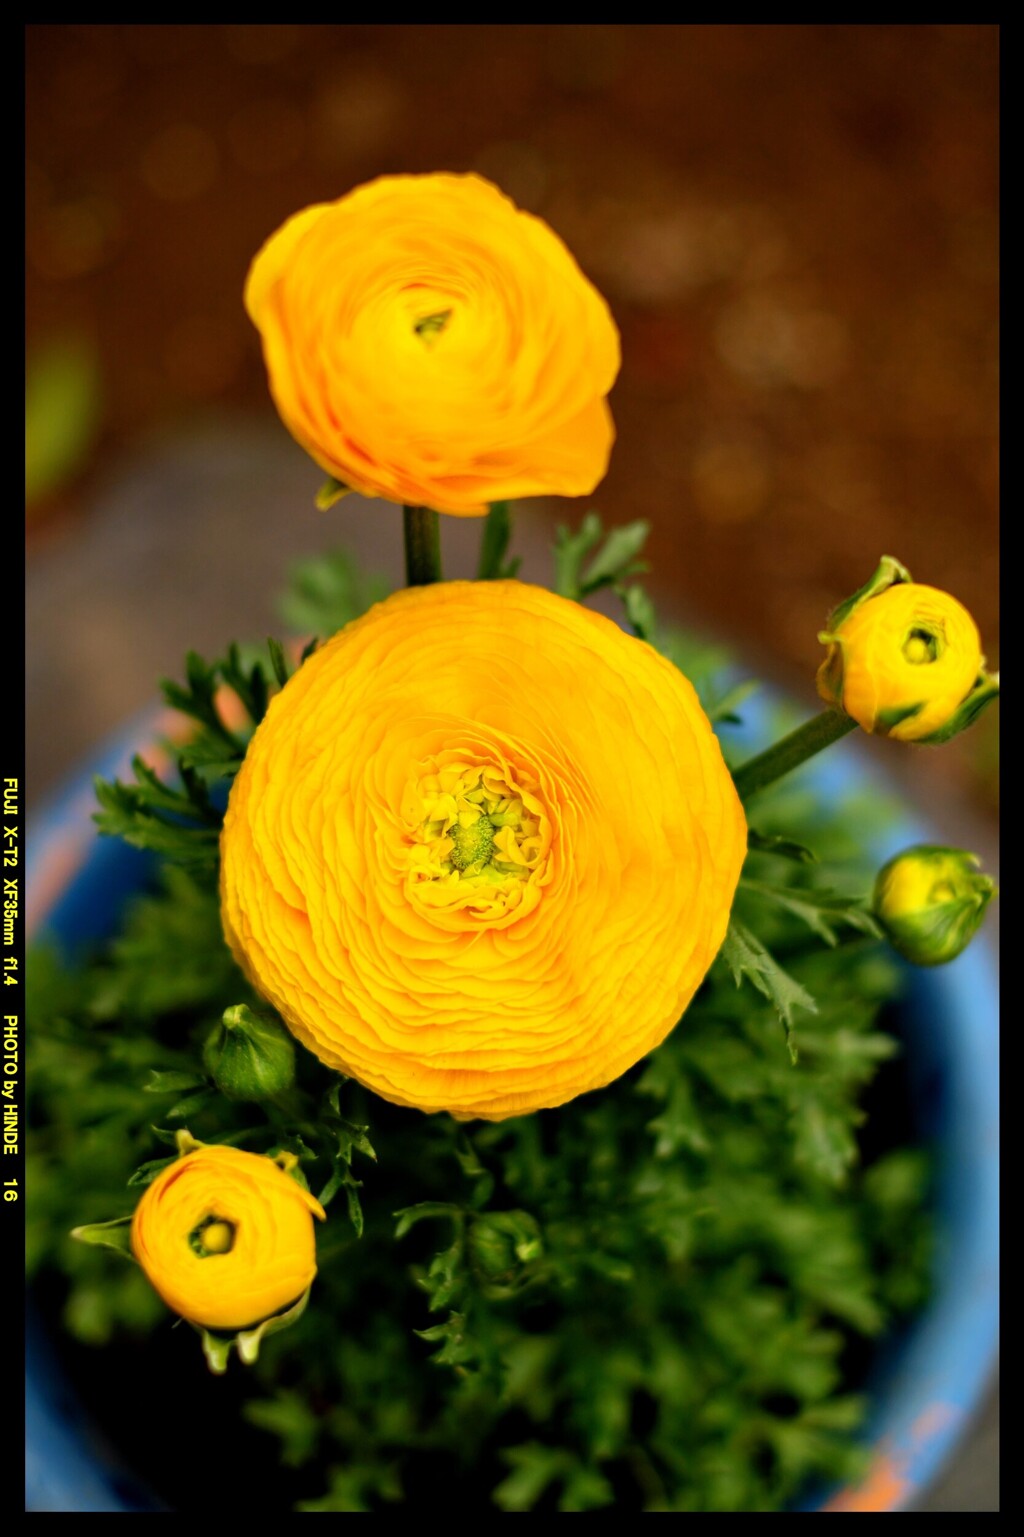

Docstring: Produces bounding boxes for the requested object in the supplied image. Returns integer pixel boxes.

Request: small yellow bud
[816,557,997,743]
[873,845,996,967]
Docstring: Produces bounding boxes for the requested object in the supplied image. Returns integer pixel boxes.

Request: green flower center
[189,1215,236,1257]
[402,760,551,919]
[449,813,496,872]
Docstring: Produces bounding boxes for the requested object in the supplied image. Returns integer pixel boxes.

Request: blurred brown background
[24,24,998,1510]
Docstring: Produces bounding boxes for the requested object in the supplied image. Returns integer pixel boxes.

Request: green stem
[731,709,856,802]
[477,501,512,579]
[403,505,442,586]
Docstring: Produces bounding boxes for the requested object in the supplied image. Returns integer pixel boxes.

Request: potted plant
[25,171,998,1513]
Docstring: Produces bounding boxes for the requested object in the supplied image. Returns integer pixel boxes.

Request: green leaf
[393,1201,462,1240]
[708,679,761,725]
[143,1069,206,1094]
[553,512,604,599]
[618,582,657,641]
[92,776,221,872]
[267,636,290,688]
[791,1102,860,1186]
[578,520,650,595]
[740,879,882,946]
[244,1390,322,1468]
[493,1443,568,1512]
[719,918,817,1061]
[414,1311,478,1368]
[279,548,390,638]
[747,828,819,864]
[126,1156,176,1188]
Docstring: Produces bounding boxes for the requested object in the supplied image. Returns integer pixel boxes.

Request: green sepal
[826,554,912,630]
[874,700,924,735]
[917,670,1000,744]
[315,476,350,511]
[126,1156,176,1188]
[196,1286,312,1375]
[70,1216,135,1260]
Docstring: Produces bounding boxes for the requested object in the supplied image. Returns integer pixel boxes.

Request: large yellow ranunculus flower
[244,173,620,515]
[220,582,747,1121]
[131,1144,325,1332]
[817,582,983,741]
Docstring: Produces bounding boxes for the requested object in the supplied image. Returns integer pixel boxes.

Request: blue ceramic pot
[25,706,998,1512]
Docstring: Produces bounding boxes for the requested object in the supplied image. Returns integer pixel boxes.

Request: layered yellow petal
[220,582,747,1121]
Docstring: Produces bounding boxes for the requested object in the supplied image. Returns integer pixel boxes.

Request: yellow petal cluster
[817,582,983,741]
[131,1144,325,1332]
[220,581,747,1121]
[244,173,620,515]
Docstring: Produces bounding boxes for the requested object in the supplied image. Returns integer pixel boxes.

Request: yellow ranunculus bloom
[220,582,747,1121]
[131,1144,325,1332]
[817,582,983,741]
[244,173,620,516]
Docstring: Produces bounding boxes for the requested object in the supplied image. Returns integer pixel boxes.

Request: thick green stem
[731,709,857,802]
[403,505,442,586]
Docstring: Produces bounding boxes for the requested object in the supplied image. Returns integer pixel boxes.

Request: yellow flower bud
[817,562,992,741]
[873,845,996,966]
[131,1143,325,1332]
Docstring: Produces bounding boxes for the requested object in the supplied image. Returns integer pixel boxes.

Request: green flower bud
[873,845,996,967]
[468,1210,543,1288]
[203,1004,295,1102]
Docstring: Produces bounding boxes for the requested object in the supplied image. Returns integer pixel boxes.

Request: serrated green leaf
[618,582,657,641]
[579,520,650,595]
[740,879,882,946]
[719,919,817,1061]
[393,1201,462,1240]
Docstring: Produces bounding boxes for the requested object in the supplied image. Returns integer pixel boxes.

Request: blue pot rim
[26,700,999,1512]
